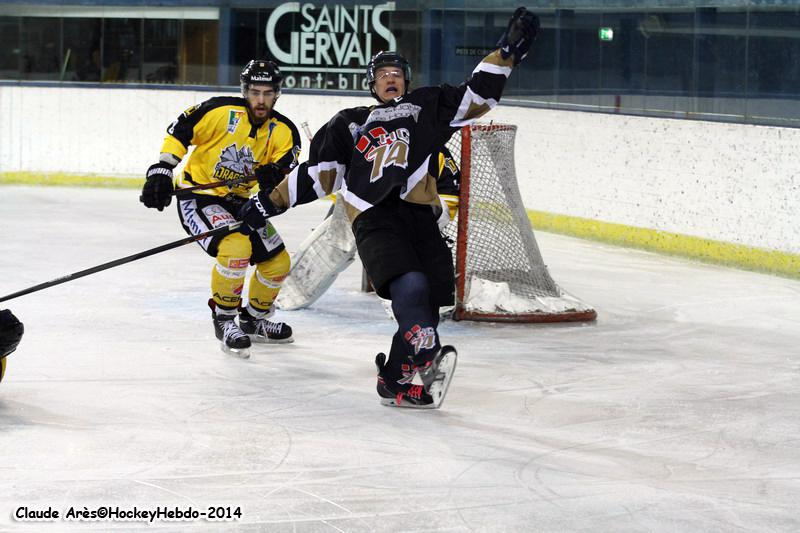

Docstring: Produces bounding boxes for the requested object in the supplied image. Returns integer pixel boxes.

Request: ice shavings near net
[464,277,591,314]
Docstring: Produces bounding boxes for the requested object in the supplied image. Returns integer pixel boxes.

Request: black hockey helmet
[367,51,411,100]
[240,59,283,97]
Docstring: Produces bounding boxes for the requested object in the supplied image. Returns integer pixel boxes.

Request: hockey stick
[171,160,299,197]
[172,175,257,197]
[0,222,242,303]
[300,121,314,143]
[138,173,256,204]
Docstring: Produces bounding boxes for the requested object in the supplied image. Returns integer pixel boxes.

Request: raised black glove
[140,162,175,211]
[254,163,285,193]
[0,309,24,357]
[238,191,286,234]
[497,7,540,66]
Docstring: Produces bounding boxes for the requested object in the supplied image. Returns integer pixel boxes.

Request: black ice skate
[375,346,457,409]
[239,308,294,344]
[210,301,251,358]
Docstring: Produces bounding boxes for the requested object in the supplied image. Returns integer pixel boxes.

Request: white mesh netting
[444,124,596,322]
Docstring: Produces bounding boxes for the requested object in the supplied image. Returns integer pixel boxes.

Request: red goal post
[446,123,597,323]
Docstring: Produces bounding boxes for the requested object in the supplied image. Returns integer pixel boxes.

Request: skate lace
[222,320,247,342]
[255,319,284,336]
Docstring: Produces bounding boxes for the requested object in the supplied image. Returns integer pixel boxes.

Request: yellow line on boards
[3,174,796,280]
[0,172,141,189]
[528,209,800,280]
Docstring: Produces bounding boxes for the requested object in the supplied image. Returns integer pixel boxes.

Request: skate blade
[419,346,457,390]
[380,397,437,409]
[425,348,457,408]
[221,343,251,359]
[249,335,294,345]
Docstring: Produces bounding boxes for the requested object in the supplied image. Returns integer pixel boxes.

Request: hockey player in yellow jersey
[0,309,24,384]
[140,60,301,357]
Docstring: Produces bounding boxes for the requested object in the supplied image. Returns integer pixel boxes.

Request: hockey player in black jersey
[276,143,460,312]
[140,60,301,358]
[239,8,540,406]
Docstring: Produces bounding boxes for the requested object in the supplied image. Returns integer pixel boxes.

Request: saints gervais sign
[265,2,397,90]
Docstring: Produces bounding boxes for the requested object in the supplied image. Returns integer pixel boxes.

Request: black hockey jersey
[269,50,512,222]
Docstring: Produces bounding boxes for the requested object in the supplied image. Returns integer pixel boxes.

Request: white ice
[2,185,799,532]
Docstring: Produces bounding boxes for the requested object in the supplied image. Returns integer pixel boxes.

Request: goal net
[277,123,596,323]
[443,124,596,322]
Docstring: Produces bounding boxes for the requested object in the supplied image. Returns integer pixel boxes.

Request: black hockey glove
[140,162,175,211]
[254,163,285,193]
[238,191,286,234]
[497,7,540,66]
[0,309,24,357]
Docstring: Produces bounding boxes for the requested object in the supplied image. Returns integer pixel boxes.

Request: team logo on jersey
[202,205,236,227]
[404,324,437,355]
[355,127,410,182]
[214,144,255,185]
[365,103,421,124]
[227,110,244,133]
[255,223,284,252]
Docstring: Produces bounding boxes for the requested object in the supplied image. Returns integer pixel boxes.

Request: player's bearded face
[246,85,278,123]
[374,67,405,103]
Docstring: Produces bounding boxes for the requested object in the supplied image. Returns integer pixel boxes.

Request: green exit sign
[599,27,614,41]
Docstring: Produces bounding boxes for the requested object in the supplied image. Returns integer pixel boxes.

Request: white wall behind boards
[491,106,800,255]
[0,85,365,177]
[1,85,797,256]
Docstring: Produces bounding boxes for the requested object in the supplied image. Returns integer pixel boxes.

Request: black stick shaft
[173,176,256,196]
[0,222,242,303]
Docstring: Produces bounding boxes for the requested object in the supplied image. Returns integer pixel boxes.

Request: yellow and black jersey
[432,145,460,219]
[161,96,301,199]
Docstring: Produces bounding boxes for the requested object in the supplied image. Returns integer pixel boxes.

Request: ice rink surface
[2,185,799,532]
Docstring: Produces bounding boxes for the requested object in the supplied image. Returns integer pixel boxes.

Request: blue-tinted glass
[182,20,217,85]
[748,7,800,98]
[143,19,179,83]
[526,11,558,95]
[747,6,800,124]
[644,12,694,95]
[63,18,102,82]
[600,12,647,94]
[0,2,797,128]
[102,18,141,82]
[0,17,20,79]
[692,8,747,119]
[230,9,259,85]
[20,17,60,80]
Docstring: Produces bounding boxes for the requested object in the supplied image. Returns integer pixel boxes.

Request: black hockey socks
[388,271,440,365]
